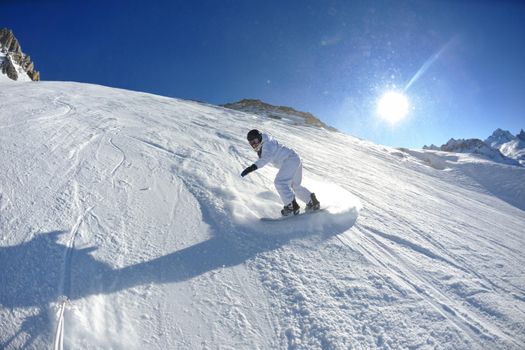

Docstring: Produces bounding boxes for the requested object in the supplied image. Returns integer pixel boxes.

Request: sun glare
[377,91,410,124]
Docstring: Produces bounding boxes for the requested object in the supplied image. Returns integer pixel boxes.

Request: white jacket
[255,133,298,169]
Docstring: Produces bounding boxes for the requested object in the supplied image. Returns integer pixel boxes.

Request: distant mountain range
[0,28,39,82]
[424,129,525,166]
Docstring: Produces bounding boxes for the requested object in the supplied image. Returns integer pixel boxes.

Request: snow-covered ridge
[1,81,524,349]
[495,129,525,165]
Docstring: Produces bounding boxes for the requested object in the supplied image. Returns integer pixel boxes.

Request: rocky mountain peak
[441,138,487,153]
[485,128,514,148]
[518,129,525,142]
[0,28,40,81]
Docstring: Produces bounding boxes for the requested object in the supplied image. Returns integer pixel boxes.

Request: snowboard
[260,208,326,221]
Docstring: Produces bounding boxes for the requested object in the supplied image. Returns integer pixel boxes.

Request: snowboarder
[241,129,320,216]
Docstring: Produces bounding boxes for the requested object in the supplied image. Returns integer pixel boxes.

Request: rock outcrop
[0,28,39,81]
[222,99,337,131]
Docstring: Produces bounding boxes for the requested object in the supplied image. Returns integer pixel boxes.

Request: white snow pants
[274,155,312,205]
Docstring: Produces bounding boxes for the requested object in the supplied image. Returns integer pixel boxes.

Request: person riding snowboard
[241,129,320,216]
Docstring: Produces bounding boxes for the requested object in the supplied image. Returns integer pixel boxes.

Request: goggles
[249,138,262,151]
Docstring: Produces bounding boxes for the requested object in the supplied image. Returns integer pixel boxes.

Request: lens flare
[377,91,409,124]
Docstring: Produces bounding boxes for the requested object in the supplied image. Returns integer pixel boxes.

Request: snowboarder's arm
[241,164,257,177]
[254,140,275,169]
[254,157,270,169]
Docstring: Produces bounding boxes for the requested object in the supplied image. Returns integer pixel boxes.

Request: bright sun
[377,91,410,124]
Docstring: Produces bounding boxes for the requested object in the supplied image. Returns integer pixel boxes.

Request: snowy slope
[1,81,524,349]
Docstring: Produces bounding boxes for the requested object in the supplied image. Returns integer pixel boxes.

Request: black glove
[241,164,257,177]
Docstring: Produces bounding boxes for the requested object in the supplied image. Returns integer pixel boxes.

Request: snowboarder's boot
[305,193,320,212]
[281,199,300,216]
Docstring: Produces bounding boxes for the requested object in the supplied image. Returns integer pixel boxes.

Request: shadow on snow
[0,209,357,347]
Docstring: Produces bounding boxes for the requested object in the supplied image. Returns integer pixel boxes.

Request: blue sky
[3,0,525,147]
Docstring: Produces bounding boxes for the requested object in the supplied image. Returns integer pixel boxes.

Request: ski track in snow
[1,81,524,349]
[53,135,96,350]
[108,135,126,182]
[348,226,507,347]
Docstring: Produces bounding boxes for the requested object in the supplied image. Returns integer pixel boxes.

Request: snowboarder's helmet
[247,129,262,142]
[247,129,263,151]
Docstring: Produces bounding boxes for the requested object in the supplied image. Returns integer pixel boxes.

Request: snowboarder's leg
[291,160,320,211]
[274,157,300,205]
[290,160,312,203]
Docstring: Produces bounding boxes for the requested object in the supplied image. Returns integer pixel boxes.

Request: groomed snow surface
[1,81,524,349]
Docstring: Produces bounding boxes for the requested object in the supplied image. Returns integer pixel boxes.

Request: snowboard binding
[281,199,300,216]
[305,193,320,212]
